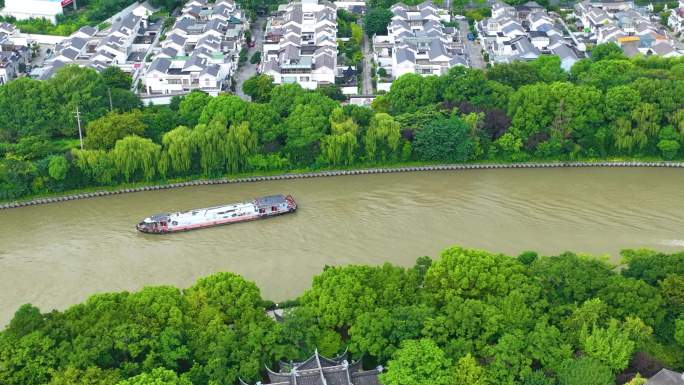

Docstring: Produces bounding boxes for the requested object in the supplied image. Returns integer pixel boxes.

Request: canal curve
[1,167,683,326]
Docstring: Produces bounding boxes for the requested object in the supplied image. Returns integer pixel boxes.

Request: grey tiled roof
[552,43,578,60]
[117,14,141,31]
[167,33,187,46]
[645,369,684,385]
[183,54,205,70]
[160,47,179,57]
[60,47,80,60]
[395,47,416,63]
[200,64,220,76]
[77,26,97,36]
[254,350,380,385]
[149,57,171,73]
[69,37,88,50]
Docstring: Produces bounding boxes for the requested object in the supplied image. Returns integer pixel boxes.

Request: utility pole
[75,106,84,150]
[107,87,113,111]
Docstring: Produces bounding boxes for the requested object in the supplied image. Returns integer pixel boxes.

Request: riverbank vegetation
[1,246,683,385]
[2,45,684,201]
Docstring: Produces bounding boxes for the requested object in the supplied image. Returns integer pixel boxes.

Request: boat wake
[660,239,684,247]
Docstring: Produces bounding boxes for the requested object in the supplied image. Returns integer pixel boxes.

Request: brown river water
[1,168,683,326]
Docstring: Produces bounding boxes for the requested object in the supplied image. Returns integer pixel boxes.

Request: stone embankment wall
[1,161,680,209]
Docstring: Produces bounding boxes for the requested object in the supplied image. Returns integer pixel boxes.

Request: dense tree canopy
[3,47,684,202]
[2,246,682,385]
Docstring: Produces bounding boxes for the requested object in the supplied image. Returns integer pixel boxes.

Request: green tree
[110,88,143,113]
[605,85,641,122]
[597,275,665,328]
[242,75,275,103]
[591,43,626,61]
[485,332,533,385]
[85,110,147,150]
[530,55,568,83]
[660,274,684,311]
[116,368,191,385]
[321,108,359,166]
[487,61,540,89]
[423,246,533,306]
[110,135,161,182]
[621,249,684,284]
[556,357,613,385]
[48,367,121,385]
[675,317,684,347]
[192,120,228,176]
[284,103,331,165]
[101,66,132,90]
[379,339,454,385]
[49,65,110,136]
[269,83,307,116]
[578,60,635,90]
[249,51,261,64]
[0,77,58,141]
[386,74,440,114]
[414,115,473,162]
[225,121,257,173]
[453,353,488,385]
[178,91,211,128]
[657,126,680,160]
[161,126,195,176]
[579,319,635,372]
[140,106,177,142]
[0,330,57,385]
[363,8,393,37]
[364,113,401,162]
[47,155,68,181]
[300,264,419,330]
[349,305,432,362]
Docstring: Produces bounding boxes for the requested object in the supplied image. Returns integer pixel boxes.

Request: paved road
[360,21,373,95]
[235,16,265,100]
[361,29,373,94]
[459,19,485,69]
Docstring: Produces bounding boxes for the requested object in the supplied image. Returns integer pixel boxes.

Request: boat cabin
[254,195,294,214]
[137,213,170,233]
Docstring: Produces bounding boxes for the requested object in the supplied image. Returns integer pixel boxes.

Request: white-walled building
[574,0,681,57]
[669,1,684,34]
[478,1,588,66]
[142,0,246,95]
[0,23,32,83]
[1,0,65,24]
[39,11,156,79]
[373,1,466,86]
[262,0,337,89]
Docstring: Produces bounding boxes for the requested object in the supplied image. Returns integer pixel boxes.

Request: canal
[1,167,683,326]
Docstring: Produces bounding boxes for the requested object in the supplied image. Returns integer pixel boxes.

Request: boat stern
[286,195,297,211]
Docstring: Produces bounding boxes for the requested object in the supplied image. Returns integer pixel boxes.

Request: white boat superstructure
[137,194,297,233]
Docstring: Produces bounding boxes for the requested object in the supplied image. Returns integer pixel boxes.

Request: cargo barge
[136,194,296,234]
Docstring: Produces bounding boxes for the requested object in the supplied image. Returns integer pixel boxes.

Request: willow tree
[71,148,116,185]
[365,113,400,162]
[161,126,195,177]
[613,103,660,154]
[321,108,359,166]
[192,120,227,176]
[110,136,161,182]
[225,121,256,173]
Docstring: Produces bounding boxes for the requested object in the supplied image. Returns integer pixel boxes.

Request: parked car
[467,33,475,41]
